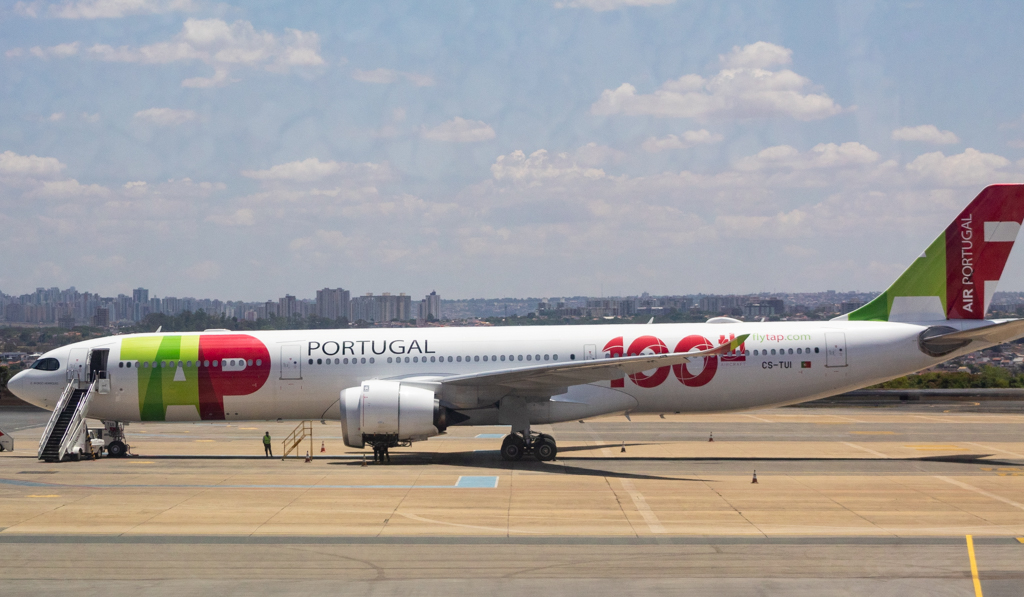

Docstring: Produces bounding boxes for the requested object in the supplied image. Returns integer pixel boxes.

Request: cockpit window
[30,358,60,371]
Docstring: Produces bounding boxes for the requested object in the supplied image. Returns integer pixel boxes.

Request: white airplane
[8,184,1024,462]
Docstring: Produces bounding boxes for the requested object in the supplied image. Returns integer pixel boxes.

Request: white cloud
[642,129,724,152]
[490,149,607,182]
[81,112,100,122]
[15,0,194,19]
[554,0,674,10]
[206,208,254,227]
[573,142,626,167]
[734,142,880,171]
[905,148,1012,186]
[719,41,792,69]
[79,19,324,86]
[421,117,496,142]
[133,108,197,125]
[352,67,435,86]
[181,68,233,88]
[10,42,80,58]
[241,158,391,183]
[592,42,842,121]
[47,112,65,122]
[29,178,110,198]
[891,124,960,144]
[0,150,65,179]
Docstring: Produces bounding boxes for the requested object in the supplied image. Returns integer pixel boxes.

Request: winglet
[708,333,749,356]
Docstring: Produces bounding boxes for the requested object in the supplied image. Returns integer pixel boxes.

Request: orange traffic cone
[751,470,758,484]
[320,441,325,453]
[304,451,312,463]
[620,441,626,453]
[709,432,714,442]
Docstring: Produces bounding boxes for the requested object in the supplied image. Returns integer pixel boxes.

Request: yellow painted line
[194,440,215,442]
[850,431,894,435]
[966,535,983,597]
[1016,537,1024,544]
[27,495,60,498]
[240,427,257,430]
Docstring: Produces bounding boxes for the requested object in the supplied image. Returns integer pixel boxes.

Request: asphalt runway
[0,399,1022,596]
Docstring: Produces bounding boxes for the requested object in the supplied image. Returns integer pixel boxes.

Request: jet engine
[339,380,456,448]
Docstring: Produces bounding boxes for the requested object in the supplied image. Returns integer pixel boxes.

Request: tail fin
[841,184,1024,322]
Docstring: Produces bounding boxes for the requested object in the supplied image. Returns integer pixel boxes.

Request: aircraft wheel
[107,441,126,458]
[534,436,557,461]
[500,434,525,461]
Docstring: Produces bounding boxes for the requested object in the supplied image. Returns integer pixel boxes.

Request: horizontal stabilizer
[919,320,1024,357]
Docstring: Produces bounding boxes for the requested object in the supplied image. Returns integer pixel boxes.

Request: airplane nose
[7,370,27,399]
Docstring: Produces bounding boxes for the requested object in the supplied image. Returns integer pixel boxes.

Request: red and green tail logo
[846,184,1024,322]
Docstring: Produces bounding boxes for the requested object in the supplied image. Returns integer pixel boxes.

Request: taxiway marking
[936,476,1024,511]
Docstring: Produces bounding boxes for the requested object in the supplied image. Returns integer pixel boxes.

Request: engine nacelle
[339,380,450,448]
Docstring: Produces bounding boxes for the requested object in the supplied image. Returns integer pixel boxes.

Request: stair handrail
[37,378,79,459]
[56,380,96,462]
[281,420,312,459]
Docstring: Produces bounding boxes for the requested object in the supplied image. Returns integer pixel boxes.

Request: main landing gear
[500,432,557,462]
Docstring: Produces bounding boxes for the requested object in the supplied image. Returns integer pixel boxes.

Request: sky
[3,0,1024,302]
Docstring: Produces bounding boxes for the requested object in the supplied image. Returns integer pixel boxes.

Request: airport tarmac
[0,401,1022,596]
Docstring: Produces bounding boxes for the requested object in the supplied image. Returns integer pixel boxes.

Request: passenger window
[535,354,541,361]
[448,356,453,362]
[492,355,497,361]
[316,358,321,365]
[414,356,419,363]
[369,358,374,364]
[308,359,313,365]
[127,362,132,368]
[814,348,819,353]
[483,355,488,361]
[361,358,366,364]
[387,357,393,363]
[553,354,558,360]
[474,356,480,362]
[796,348,802,354]
[770,349,776,355]
[544,355,549,361]
[343,358,349,364]
[518,355,523,361]
[431,356,436,362]
[119,362,124,368]
[527,355,532,361]
[500,355,506,361]
[457,356,462,362]
[788,349,793,355]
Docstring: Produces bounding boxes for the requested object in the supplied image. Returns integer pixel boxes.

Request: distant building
[92,307,109,327]
[316,287,350,320]
[840,301,864,314]
[350,293,413,322]
[278,295,298,318]
[419,291,441,320]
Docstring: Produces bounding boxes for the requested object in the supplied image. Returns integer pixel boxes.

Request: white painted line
[964,442,1024,460]
[397,512,543,534]
[618,478,666,534]
[936,476,1024,511]
[580,425,663,534]
[842,442,888,458]
[743,414,773,423]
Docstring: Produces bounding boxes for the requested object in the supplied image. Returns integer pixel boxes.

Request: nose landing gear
[500,432,557,462]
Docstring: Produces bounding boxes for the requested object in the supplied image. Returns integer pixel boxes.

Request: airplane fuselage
[9,320,987,426]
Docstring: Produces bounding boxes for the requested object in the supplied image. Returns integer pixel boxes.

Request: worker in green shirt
[263,432,272,457]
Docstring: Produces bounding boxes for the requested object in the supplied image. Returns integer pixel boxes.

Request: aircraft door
[66,348,88,382]
[825,332,847,367]
[584,344,596,360]
[280,345,302,380]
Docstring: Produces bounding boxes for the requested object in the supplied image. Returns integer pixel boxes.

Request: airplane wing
[920,319,1024,356]
[439,334,748,392]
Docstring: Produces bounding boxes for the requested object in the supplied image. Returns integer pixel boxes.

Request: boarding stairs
[38,376,96,462]
[282,420,313,460]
